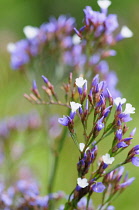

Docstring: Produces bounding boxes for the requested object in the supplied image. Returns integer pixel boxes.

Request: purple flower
[30,196,49,207]
[96,60,109,74]
[96,117,104,131]
[32,80,37,90]
[42,75,49,84]
[77,197,93,208]
[117,141,128,148]
[58,116,71,126]
[0,121,9,139]
[89,54,100,65]
[116,129,122,140]
[92,182,106,193]
[11,52,30,69]
[107,206,115,210]
[105,14,119,33]
[119,177,135,188]
[131,157,139,167]
[48,115,62,138]
[118,113,132,122]
[1,193,13,206]
[130,128,136,137]
[103,106,112,118]
[83,6,106,26]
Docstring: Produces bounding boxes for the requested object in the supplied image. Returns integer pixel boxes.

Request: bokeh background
[0,0,139,209]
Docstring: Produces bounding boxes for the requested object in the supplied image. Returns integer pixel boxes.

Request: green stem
[48,127,67,194]
[48,127,68,209]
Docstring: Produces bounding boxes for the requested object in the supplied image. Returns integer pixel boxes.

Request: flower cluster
[5,1,137,210]
[0,111,41,139]
[24,72,137,209]
[8,0,133,98]
[7,16,75,70]
[0,179,65,209]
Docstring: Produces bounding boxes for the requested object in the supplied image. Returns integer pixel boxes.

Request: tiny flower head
[58,116,71,126]
[92,182,106,193]
[79,143,89,152]
[23,26,39,39]
[42,75,49,84]
[97,0,111,9]
[123,103,135,114]
[75,77,87,88]
[96,117,104,131]
[116,26,133,41]
[130,128,136,137]
[7,43,16,53]
[72,34,81,45]
[102,153,115,164]
[77,178,89,188]
[114,97,126,106]
[119,177,135,188]
[70,102,82,113]
[131,157,139,167]
[79,143,85,152]
[120,26,133,38]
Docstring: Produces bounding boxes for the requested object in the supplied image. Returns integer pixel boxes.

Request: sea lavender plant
[4,0,137,210]
[23,72,137,210]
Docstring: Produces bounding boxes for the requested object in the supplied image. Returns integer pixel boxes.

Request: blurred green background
[0,0,139,209]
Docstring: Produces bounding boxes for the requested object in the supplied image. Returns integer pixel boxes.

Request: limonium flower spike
[77,178,89,188]
[102,153,115,164]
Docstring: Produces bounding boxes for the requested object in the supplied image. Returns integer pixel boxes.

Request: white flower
[79,143,85,152]
[23,26,39,39]
[123,103,135,114]
[77,178,89,188]
[79,143,89,152]
[102,153,115,164]
[97,0,111,9]
[7,43,16,53]
[114,97,126,106]
[75,77,87,88]
[72,34,81,45]
[120,26,133,38]
[70,102,82,113]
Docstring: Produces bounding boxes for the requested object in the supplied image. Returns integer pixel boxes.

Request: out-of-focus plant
[1,0,137,209]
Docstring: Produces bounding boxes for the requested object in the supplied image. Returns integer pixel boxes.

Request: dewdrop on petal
[102,153,115,164]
